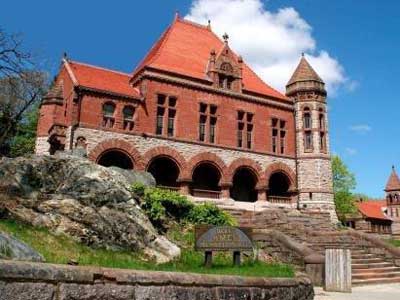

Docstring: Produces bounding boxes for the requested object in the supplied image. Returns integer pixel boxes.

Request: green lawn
[0,219,294,278]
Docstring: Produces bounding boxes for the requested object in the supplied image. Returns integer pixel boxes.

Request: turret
[286,55,337,223]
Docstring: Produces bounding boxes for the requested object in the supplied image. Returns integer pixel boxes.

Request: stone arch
[226,158,264,188]
[143,146,187,181]
[88,139,145,170]
[265,162,296,191]
[184,152,227,184]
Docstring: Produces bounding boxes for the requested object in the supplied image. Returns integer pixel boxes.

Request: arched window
[220,62,233,73]
[102,102,115,128]
[319,110,325,130]
[303,108,312,129]
[123,106,135,131]
[218,74,234,90]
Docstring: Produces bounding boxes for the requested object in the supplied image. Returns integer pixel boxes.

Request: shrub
[187,202,236,226]
[131,184,234,228]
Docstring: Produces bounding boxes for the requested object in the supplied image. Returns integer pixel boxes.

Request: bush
[131,183,234,228]
[188,202,236,226]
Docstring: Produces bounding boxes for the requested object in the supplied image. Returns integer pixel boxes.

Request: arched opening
[230,168,258,202]
[191,163,221,198]
[268,172,291,202]
[97,150,133,169]
[147,156,179,188]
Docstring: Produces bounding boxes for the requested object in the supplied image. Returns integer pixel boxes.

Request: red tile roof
[385,166,400,192]
[132,17,287,100]
[357,201,390,220]
[66,60,141,99]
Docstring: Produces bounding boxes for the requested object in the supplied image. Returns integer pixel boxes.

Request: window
[102,102,115,128]
[123,106,135,131]
[237,111,253,149]
[319,112,325,130]
[303,108,312,129]
[155,94,177,136]
[218,74,234,90]
[271,118,286,154]
[199,103,218,143]
[319,132,326,152]
[305,131,313,150]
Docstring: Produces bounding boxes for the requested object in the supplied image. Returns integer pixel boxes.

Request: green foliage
[9,105,38,157]
[331,155,357,219]
[0,219,294,278]
[187,202,236,226]
[332,155,356,193]
[131,183,235,228]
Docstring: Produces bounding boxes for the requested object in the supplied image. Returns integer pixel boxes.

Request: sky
[1,0,399,198]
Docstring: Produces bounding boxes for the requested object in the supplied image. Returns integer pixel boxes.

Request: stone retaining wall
[0,260,314,300]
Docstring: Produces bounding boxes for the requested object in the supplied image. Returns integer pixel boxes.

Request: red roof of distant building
[132,17,287,100]
[357,201,390,221]
[66,60,141,99]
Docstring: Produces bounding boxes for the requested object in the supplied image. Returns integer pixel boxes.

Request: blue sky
[2,0,399,198]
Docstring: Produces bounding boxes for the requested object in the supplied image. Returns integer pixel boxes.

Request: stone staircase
[222,206,400,286]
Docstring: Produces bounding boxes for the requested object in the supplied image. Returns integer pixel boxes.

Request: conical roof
[385,166,400,191]
[287,56,324,86]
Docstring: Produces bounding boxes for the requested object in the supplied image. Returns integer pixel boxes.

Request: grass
[387,239,400,248]
[0,219,294,278]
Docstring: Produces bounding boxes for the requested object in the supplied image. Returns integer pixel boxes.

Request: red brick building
[36,16,336,221]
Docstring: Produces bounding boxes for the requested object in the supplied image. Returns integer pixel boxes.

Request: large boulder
[0,232,44,262]
[0,154,180,263]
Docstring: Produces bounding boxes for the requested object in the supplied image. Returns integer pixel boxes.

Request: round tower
[286,55,338,223]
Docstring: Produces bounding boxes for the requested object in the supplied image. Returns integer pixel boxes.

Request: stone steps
[352,277,400,286]
[352,262,394,269]
[353,266,400,274]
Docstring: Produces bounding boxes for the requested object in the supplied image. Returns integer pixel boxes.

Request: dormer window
[218,74,234,89]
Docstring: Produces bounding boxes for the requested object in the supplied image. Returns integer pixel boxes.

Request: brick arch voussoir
[88,139,145,170]
[143,146,187,180]
[185,152,228,184]
[227,158,263,188]
[265,162,296,190]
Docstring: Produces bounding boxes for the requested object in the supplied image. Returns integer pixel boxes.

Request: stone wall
[0,260,314,300]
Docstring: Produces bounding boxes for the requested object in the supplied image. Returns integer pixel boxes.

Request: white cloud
[345,147,358,156]
[185,0,352,94]
[349,124,372,134]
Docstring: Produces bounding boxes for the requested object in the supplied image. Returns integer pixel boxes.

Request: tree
[9,104,39,157]
[0,28,47,156]
[331,155,357,219]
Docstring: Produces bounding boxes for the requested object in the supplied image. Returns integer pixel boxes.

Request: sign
[195,225,253,252]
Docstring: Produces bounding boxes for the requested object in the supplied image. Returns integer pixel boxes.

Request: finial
[63,52,68,61]
[174,10,179,20]
[393,165,395,171]
[301,52,305,57]
[223,32,229,44]
[207,19,211,30]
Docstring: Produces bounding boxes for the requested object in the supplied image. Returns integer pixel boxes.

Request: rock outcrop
[0,232,44,262]
[0,154,180,263]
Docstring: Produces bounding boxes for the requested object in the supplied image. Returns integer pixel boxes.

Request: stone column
[220,183,232,199]
[179,180,191,195]
[257,189,267,202]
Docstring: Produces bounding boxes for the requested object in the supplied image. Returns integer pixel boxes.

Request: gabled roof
[287,56,324,86]
[65,60,141,99]
[385,166,400,192]
[357,201,390,221]
[132,17,286,100]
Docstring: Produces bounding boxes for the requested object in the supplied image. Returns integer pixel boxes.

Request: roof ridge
[179,17,210,30]
[69,60,131,77]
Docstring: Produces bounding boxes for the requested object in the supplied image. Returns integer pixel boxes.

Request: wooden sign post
[195,225,253,267]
